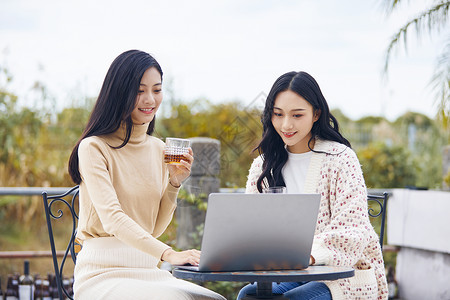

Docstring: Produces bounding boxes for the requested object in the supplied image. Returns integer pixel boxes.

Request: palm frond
[430,38,450,133]
[382,0,404,14]
[383,1,450,73]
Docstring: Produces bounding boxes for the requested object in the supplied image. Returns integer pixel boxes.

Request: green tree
[358,142,418,188]
[393,112,445,188]
[0,64,90,251]
[157,100,262,187]
[337,113,396,151]
[381,0,450,132]
[0,66,44,187]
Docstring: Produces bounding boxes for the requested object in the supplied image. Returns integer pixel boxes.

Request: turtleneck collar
[112,122,149,145]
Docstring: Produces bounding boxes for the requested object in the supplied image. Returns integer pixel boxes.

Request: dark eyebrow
[273,107,306,112]
[139,83,162,87]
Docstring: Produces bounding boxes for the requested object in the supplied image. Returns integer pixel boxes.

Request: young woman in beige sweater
[68,50,225,300]
[237,71,388,300]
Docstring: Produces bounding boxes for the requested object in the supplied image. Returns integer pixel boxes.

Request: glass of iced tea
[164,138,191,164]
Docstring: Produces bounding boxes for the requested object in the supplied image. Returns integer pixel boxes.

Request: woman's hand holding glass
[167,148,194,187]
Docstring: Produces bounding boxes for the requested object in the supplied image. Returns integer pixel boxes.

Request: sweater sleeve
[245,156,264,194]
[152,182,179,238]
[78,139,171,259]
[311,149,372,267]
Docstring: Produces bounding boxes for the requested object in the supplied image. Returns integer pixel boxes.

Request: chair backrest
[42,186,79,300]
[367,192,389,250]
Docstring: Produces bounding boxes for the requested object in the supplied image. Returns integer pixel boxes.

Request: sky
[0,0,446,121]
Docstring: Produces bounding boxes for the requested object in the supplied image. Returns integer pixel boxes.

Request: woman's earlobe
[314,110,321,121]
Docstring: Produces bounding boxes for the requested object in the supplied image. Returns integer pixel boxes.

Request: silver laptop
[176,193,320,272]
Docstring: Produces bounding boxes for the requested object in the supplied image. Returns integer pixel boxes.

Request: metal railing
[0,187,76,260]
[0,187,396,259]
[0,187,74,196]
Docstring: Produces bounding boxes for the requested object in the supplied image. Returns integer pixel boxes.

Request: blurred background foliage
[0,63,448,296]
[1,60,447,192]
[1,60,448,236]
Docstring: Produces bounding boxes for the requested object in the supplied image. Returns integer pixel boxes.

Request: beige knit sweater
[74,123,226,300]
[76,123,178,259]
[246,139,388,300]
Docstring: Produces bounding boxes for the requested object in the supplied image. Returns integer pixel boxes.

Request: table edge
[172,266,355,283]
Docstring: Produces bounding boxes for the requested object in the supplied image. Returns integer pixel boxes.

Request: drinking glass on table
[164,138,191,164]
[262,186,287,193]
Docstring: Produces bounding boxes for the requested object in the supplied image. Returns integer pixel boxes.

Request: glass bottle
[0,277,4,300]
[5,275,18,300]
[41,281,51,300]
[33,279,42,300]
[49,276,58,300]
[19,261,34,300]
[62,278,71,300]
[12,274,19,299]
[44,275,52,300]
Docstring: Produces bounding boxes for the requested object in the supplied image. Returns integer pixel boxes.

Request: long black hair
[255,71,350,192]
[68,50,163,184]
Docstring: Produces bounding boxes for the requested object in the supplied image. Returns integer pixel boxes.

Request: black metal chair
[367,192,389,250]
[42,186,79,300]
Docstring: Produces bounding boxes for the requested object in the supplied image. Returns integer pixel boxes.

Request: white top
[282,150,312,194]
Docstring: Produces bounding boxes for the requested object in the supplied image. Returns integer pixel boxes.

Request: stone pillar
[176,137,220,249]
[387,189,450,299]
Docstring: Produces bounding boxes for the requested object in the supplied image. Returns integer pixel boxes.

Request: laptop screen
[192,193,321,272]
